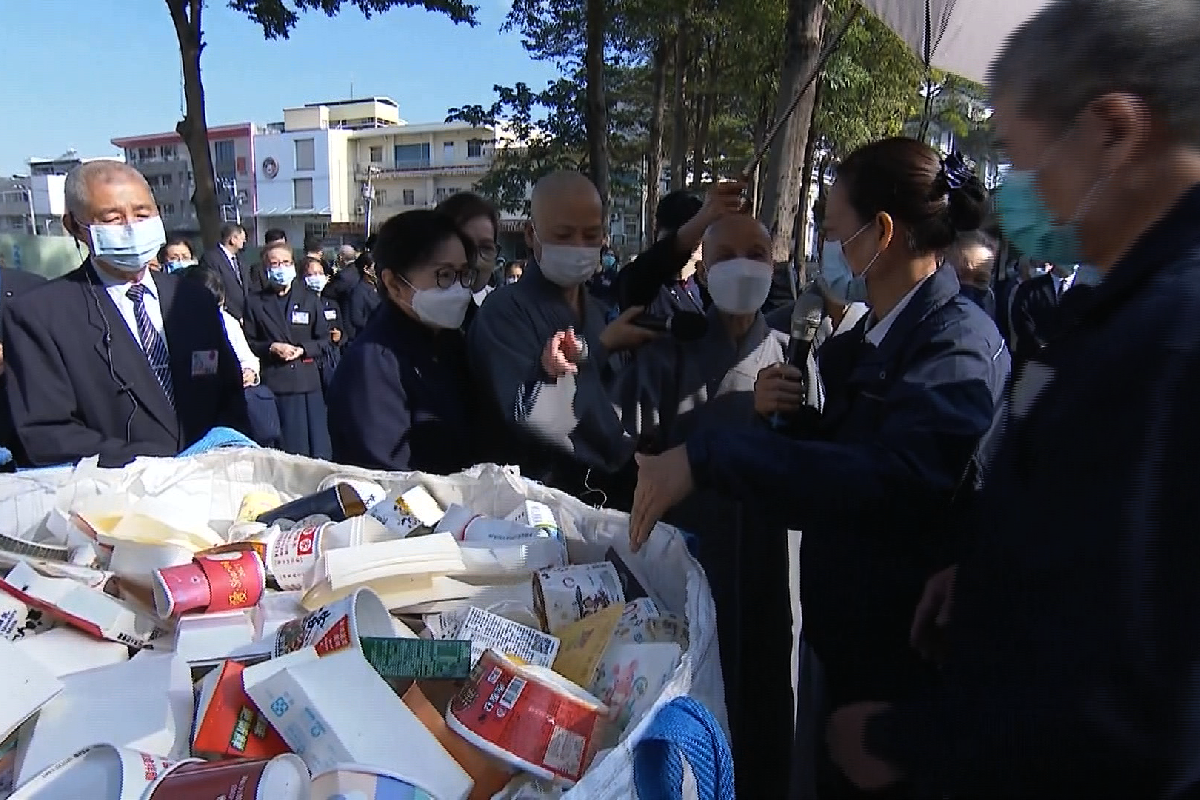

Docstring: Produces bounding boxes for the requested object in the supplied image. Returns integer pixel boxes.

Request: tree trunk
[694,91,714,188]
[688,82,704,190]
[758,0,825,263]
[645,37,670,240]
[167,0,222,250]
[584,0,610,221]
[668,26,689,191]
[794,78,824,269]
[752,105,771,212]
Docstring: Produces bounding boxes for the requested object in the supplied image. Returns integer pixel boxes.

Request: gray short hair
[63,160,150,219]
[989,0,1200,144]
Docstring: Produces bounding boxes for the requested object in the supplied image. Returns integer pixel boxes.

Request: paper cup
[271,587,392,657]
[446,649,608,786]
[532,563,625,634]
[153,551,266,618]
[267,521,329,590]
[142,754,309,799]
[311,763,438,800]
[317,475,387,510]
[109,542,194,591]
[9,744,178,800]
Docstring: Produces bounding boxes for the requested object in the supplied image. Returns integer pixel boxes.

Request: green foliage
[815,0,923,160]
[229,0,478,39]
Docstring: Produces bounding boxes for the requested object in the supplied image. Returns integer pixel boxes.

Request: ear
[876,212,895,252]
[1089,92,1152,175]
[62,214,88,248]
[523,221,536,250]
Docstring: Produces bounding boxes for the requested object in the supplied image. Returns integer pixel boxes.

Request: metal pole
[23,185,36,236]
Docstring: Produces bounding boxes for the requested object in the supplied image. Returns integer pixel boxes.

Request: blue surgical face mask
[995,127,1109,266]
[267,265,296,287]
[164,259,195,274]
[86,216,166,273]
[304,274,327,293]
[601,253,617,270]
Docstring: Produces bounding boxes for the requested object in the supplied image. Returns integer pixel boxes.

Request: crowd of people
[0,0,1197,796]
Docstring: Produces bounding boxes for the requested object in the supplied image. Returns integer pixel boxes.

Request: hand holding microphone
[754,364,805,417]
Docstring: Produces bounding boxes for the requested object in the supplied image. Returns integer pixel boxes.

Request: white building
[253,127,353,246]
[0,152,122,235]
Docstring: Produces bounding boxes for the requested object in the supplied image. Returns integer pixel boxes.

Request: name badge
[291,310,310,325]
[324,309,337,321]
[191,349,218,377]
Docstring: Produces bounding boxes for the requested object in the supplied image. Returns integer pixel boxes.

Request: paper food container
[142,753,309,799]
[591,641,682,733]
[8,744,179,800]
[550,603,625,687]
[456,606,560,668]
[0,561,167,649]
[311,763,438,800]
[446,649,608,787]
[367,485,446,538]
[0,639,62,742]
[0,589,53,642]
[192,659,290,760]
[532,563,625,635]
[13,626,129,678]
[108,541,194,592]
[243,648,472,800]
[173,610,257,665]
[316,475,387,510]
[153,550,266,619]
[270,587,394,658]
[14,652,193,786]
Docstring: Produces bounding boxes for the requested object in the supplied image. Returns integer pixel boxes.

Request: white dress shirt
[94,267,167,350]
[220,308,259,378]
[864,274,932,347]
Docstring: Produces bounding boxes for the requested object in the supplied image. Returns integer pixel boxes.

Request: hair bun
[938,154,986,233]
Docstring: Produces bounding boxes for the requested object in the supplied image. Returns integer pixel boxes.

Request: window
[375,189,387,205]
[162,202,175,215]
[137,147,155,162]
[295,138,315,171]
[304,222,329,240]
[435,187,451,201]
[161,173,173,186]
[236,156,247,176]
[293,177,314,209]
[443,141,455,162]
[467,139,484,158]
[369,146,383,163]
[159,145,176,160]
[394,143,430,168]
[624,218,639,237]
[402,189,415,206]
[145,175,159,188]
[213,139,235,165]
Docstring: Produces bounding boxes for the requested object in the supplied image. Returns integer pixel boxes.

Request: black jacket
[868,183,1200,800]
[4,262,248,467]
[198,245,250,321]
[322,267,379,343]
[686,263,1010,705]
[0,267,47,461]
[243,284,328,396]
[328,302,478,474]
[1007,272,1060,361]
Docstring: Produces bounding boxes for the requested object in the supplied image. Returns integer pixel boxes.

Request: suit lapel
[261,289,289,342]
[83,264,178,438]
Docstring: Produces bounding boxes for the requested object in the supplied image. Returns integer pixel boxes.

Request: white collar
[864,275,930,347]
[93,263,158,299]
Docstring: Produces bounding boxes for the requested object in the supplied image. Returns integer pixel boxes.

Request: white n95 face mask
[412,284,473,330]
[705,257,773,315]
[88,216,166,273]
[538,240,601,287]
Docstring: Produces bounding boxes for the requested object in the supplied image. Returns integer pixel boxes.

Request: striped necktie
[125,284,175,405]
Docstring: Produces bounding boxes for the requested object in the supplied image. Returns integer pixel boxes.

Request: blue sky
[0,0,560,174]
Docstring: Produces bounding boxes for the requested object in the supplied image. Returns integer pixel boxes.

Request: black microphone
[771,287,825,429]
[632,311,709,342]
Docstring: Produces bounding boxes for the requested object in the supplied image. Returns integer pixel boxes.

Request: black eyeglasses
[433,266,481,290]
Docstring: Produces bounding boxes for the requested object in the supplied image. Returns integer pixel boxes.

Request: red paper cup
[153,550,265,619]
[143,754,309,799]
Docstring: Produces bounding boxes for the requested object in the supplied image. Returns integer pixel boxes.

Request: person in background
[468,170,658,503]
[323,250,379,345]
[302,257,342,392]
[328,210,481,473]
[630,138,1010,800]
[199,223,249,321]
[248,228,288,294]
[435,192,501,328]
[264,228,287,245]
[184,267,280,448]
[5,160,247,467]
[1007,259,1073,361]
[504,261,524,284]
[303,236,324,268]
[334,244,357,274]
[157,236,196,275]
[242,241,331,459]
[587,245,621,318]
[947,230,999,318]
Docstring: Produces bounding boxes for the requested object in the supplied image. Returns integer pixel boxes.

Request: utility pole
[362,166,380,238]
[21,181,36,236]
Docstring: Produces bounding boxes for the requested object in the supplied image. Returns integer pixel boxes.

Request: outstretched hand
[629,445,695,552]
[541,328,585,378]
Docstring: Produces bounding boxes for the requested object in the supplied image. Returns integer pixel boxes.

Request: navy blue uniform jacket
[686,263,1010,704]
[327,302,477,474]
[323,268,379,344]
[4,261,247,467]
[243,284,328,396]
[868,186,1200,798]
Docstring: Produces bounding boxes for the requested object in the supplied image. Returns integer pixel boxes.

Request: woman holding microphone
[629,138,1011,799]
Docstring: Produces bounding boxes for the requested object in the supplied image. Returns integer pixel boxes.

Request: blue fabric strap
[634,696,735,800]
[178,427,259,456]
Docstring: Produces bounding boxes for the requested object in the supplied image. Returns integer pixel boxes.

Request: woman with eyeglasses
[435,192,501,330]
[326,210,482,473]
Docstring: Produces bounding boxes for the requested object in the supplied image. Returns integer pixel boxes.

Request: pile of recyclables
[0,450,723,799]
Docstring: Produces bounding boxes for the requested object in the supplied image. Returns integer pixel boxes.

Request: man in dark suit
[3,160,248,468]
[0,267,46,465]
[199,222,248,321]
[1008,261,1068,362]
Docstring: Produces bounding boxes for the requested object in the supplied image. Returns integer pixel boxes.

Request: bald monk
[538,213,803,795]
[4,160,247,467]
[467,170,657,500]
